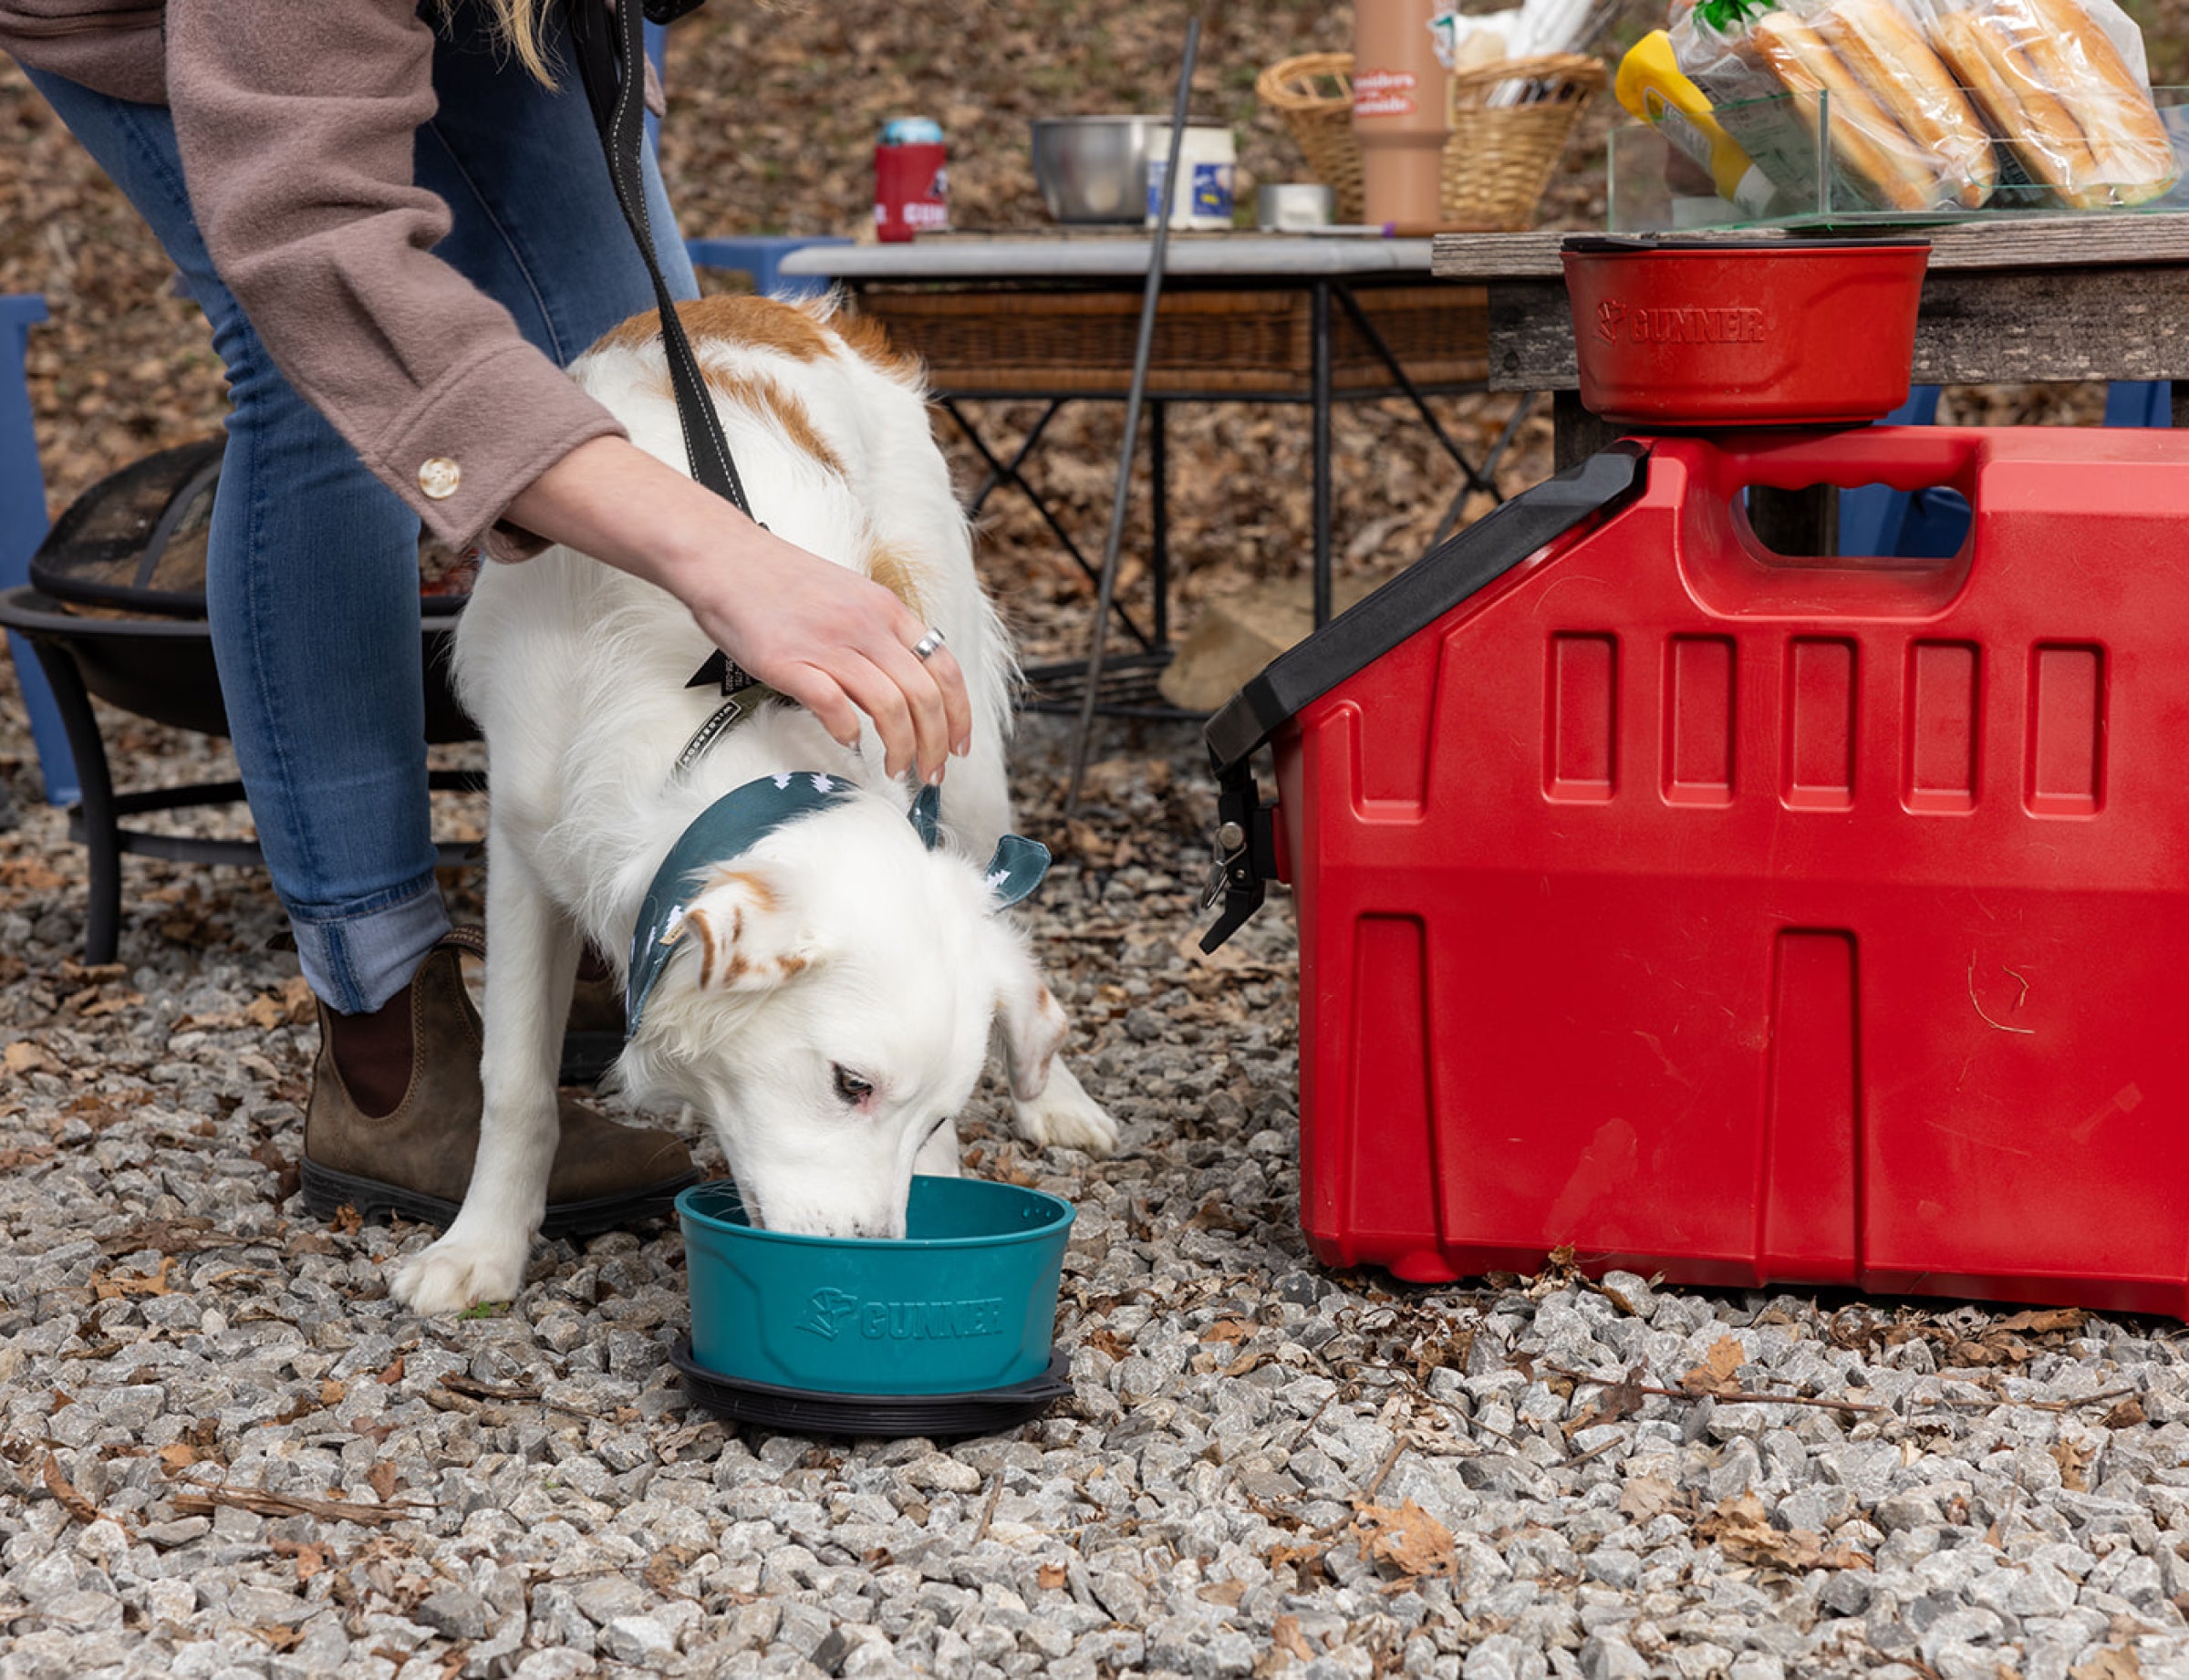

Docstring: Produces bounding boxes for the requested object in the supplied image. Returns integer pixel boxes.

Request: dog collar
[625,773,1052,1032]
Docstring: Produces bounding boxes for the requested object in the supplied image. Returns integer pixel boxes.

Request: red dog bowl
[1561,235,1931,428]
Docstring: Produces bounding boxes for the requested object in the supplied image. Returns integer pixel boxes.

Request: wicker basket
[852,285,1488,399]
[1258,49,1607,233]
[1255,53,1366,223]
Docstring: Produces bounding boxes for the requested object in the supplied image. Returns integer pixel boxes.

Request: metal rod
[1063,11,1202,818]
[1311,277,1333,628]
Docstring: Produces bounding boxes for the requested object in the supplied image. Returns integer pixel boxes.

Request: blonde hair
[476,0,557,84]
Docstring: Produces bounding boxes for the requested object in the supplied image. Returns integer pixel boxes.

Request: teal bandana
[624,772,1052,1032]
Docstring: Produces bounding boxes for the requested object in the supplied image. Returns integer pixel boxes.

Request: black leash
[568,0,757,698]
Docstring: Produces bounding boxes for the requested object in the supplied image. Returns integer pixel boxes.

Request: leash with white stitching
[569,0,763,700]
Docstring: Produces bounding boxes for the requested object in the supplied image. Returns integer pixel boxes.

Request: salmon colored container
[1561,235,1931,427]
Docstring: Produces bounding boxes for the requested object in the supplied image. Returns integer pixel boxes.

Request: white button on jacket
[417,457,462,500]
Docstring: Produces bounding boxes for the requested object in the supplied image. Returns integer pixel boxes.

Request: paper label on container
[1353,67,1419,118]
[1146,160,1237,224]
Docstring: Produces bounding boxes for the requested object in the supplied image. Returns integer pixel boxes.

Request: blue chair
[0,294,77,804]
[1841,381,2172,558]
[684,234,851,300]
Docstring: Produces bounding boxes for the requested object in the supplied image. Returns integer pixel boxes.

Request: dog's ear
[991,934,1070,1103]
[674,866,821,995]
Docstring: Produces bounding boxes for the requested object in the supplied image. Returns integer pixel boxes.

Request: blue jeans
[26,9,697,1014]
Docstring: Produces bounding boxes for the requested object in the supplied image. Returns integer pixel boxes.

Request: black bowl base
[669,1335,1070,1438]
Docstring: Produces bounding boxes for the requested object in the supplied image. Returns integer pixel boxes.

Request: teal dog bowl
[677,1177,1074,1404]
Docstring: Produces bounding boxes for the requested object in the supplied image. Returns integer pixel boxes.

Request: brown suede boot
[557,942,627,1087]
[300,932,698,1238]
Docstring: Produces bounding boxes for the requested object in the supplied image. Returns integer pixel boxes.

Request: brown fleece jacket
[0,1,673,556]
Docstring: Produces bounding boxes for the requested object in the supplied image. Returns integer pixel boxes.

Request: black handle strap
[569,0,759,696]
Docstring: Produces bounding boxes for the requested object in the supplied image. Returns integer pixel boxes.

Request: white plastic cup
[1145,127,1238,231]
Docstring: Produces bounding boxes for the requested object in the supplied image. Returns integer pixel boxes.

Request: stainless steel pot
[1030,116,1163,224]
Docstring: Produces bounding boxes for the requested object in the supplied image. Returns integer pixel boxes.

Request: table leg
[1312,278,1333,628]
[1332,284,1497,503]
[1150,399,1170,648]
[1747,486,1840,557]
[949,396,1066,521]
[1551,389,1617,473]
[938,395,1157,655]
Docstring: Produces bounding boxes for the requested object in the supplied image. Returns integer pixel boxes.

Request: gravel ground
[12,664,2189,1680]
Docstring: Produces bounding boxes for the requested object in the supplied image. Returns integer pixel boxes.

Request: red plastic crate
[1205,426,2189,1314]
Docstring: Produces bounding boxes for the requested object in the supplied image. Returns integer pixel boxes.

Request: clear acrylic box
[1607,86,2189,231]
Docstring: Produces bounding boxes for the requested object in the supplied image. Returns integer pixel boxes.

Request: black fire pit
[0,437,482,963]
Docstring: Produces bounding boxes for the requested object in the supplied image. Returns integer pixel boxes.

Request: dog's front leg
[391,839,577,1313]
[995,964,1119,1157]
[914,1120,964,1179]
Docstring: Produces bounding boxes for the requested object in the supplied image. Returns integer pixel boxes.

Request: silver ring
[911,627,946,663]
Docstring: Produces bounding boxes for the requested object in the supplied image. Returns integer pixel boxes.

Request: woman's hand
[504,436,972,784]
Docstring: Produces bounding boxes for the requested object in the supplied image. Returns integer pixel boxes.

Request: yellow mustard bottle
[1615,31,1778,218]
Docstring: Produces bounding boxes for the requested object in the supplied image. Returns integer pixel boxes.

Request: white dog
[391,296,1117,1314]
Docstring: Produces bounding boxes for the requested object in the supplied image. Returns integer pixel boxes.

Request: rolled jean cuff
[288,876,451,1017]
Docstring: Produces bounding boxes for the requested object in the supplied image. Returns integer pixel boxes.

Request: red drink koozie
[875,118,949,244]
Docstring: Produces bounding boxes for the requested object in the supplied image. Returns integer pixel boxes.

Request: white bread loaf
[1749,9,1947,210]
[1819,0,1997,209]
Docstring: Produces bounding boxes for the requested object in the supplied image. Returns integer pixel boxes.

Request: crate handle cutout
[1672,430,1984,621]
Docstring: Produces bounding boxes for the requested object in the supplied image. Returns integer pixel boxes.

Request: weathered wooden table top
[1427,214,2189,394]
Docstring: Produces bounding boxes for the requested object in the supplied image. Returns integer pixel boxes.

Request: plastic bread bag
[1672,0,1996,212]
[1920,0,2178,208]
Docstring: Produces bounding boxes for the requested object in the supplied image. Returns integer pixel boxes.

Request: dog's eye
[832,1064,874,1105]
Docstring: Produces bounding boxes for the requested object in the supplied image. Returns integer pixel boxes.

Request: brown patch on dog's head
[594,296,832,361]
[704,868,779,912]
[693,912,720,990]
[863,539,930,622]
[830,311,922,382]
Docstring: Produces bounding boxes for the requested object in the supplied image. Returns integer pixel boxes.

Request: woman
[1,0,973,1234]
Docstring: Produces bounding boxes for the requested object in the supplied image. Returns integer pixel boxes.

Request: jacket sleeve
[163,0,627,552]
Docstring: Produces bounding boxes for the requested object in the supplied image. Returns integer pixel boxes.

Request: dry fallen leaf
[1563,1365,1648,1438]
[2070,1648,2145,1680]
[1271,1615,1314,1662]
[2054,1438,2097,1493]
[91,1257,176,1300]
[1696,1491,1871,1573]
[367,1461,400,1502]
[1617,1476,1680,1523]
[1993,1308,2088,1337]
[1350,1500,1458,1580]
[1681,1334,1748,1396]
[2103,1397,2147,1431]
[4,1041,53,1075]
[42,1453,101,1527]
[1036,1563,1068,1591]
[272,1537,334,1581]
[1197,1578,1247,1607]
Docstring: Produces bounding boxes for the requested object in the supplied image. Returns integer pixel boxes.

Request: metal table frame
[781,240,1520,717]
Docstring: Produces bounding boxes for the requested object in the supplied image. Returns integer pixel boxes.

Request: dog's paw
[390,1231,528,1315]
[1011,1060,1119,1156]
